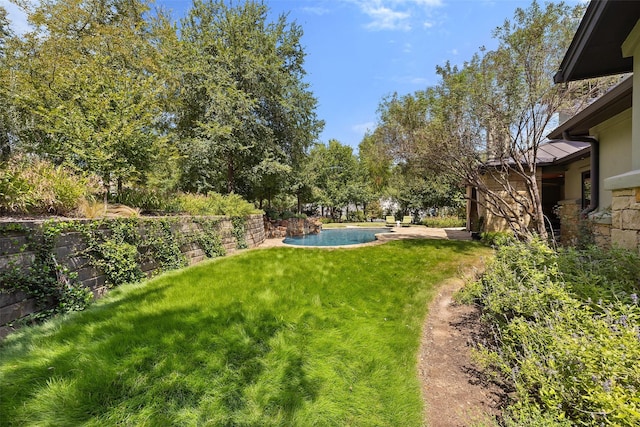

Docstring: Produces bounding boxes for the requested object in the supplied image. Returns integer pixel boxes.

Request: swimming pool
[283,227,392,247]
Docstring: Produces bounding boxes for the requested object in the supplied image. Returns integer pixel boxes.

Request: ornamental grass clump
[421,215,465,228]
[0,156,98,215]
[464,239,640,426]
[177,192,260,217]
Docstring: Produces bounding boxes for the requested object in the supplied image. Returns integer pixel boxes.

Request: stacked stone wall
[0,214,265,337]
[263,217,322,239]
[557,199,581,246]
[611,187,640,252]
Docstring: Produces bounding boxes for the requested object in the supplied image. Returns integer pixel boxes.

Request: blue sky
[1,0,584,150]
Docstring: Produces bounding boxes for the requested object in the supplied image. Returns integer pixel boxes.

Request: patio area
[259,226,472,249]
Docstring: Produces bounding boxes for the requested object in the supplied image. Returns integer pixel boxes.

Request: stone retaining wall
[0,214,265,338]
[611,187,640,252]
[263,217,322,238]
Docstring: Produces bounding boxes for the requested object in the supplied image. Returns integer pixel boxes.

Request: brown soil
[419,266,506,427]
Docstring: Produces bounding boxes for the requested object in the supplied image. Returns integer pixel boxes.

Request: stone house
[466,140,591,239]
[551,0,640,252]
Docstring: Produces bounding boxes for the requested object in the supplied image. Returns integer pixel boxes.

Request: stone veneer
[557,200,612,248]
[0,214,265,338]
[263,217,322,239]
[610,187,640,252]
[557,199,581,246]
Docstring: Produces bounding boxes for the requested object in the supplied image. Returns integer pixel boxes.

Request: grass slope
[0,240,488,426]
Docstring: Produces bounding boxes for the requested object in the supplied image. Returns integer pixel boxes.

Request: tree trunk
[529,172,548,240]
[227,156,234,194]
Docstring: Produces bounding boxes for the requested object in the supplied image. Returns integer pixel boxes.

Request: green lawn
[0,240,488,426]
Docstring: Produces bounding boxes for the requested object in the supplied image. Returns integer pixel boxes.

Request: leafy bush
[421,215,465,228]
[110,188,181,213]
[347,210,366,222]
[0,156,98,215]
[280,210,295,220]
[264,208,279,220]
[480,231,515,247]
[465,239,640,426]
[177,192,261,217]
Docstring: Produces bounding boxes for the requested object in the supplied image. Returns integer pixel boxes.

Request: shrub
[466,239,640,426]
[110,188,181,213]
[347,210,365,222]
[264,208,280,220]
[421,215,465,228]
[0,156,98,215]
[280,210,295,220]
[480,231,514,247]
[177,192,261,217]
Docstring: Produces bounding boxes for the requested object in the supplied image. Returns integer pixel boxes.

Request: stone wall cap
[604,169,640,191]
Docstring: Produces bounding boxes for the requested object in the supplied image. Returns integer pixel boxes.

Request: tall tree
[369,1,610,240]
[435,1,592,239]
[367,89,464,215]
[177,0,322,196]
[9,0,173,197]
[0,5,14,161]
[306,139,359,219]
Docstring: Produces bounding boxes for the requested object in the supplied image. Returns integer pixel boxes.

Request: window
[581,171,591,210]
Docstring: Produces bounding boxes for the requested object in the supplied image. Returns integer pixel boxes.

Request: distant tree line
[3,0,612,224]
[0,0,324,207]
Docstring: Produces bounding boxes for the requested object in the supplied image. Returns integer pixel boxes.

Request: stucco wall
[591,108,633,212]
[626,23,640,170]
[563,157,591,201]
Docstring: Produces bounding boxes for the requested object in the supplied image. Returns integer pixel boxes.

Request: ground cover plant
[0,239,489,426]
[421,216,465,228]
[0,156,98,215]
[459,239,640,426]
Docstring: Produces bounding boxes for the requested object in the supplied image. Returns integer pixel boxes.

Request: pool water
[283,227,392,247]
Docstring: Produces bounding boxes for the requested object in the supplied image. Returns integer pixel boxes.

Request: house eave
[548,76,633,140]
[554,1,639,83]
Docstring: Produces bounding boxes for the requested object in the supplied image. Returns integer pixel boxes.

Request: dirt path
[419,267,504,427]
[259,227,505,425]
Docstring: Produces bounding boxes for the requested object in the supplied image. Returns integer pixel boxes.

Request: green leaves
[469,240,640,425]
[9,0,171,192]
[177,0,322,196]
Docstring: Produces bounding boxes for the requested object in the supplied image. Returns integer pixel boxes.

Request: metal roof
[536,140,591,165]
[485,139,590,168]
[554,0,640,83]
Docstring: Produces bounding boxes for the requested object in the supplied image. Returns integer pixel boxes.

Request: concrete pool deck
[258,226,472,249]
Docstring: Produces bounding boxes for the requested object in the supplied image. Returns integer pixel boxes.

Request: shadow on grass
[389,237,484,254]
[1,284,321,425]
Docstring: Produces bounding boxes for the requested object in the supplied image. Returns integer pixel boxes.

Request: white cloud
[451,48,458,55]
[0,0,31,35]
[349,0,443,32]
[403,43,412,53]
[301,6,331,16]
[423,21,434,28]
[352,121,375,134]
[362,4,411,31]
[409,0,443,5]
